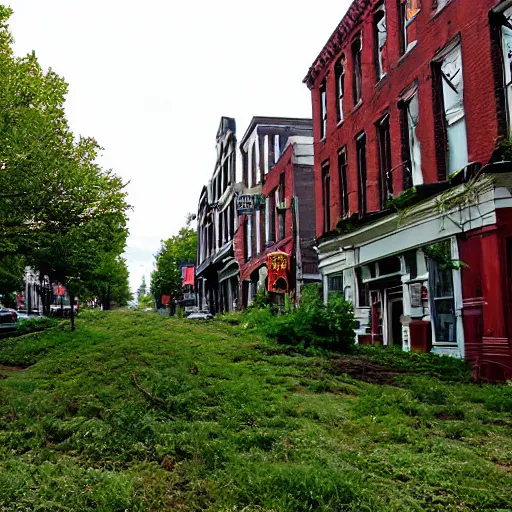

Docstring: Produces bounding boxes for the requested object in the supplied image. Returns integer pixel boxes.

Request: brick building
[233,117,320,308]
[196,117,239,314]
[304,0,512,379]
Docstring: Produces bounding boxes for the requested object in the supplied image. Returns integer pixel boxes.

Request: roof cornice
[303,0,370,90]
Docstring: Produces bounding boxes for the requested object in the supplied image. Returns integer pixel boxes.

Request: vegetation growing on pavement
[0,310,510,511]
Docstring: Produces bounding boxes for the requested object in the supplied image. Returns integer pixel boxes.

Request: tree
[0,7,131,329]
[150,224,197,308]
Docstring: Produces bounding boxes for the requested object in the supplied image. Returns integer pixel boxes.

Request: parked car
[0,307,17,329]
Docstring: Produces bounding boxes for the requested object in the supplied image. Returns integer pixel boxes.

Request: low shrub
[245,285,357,353]
[17,317,58,335]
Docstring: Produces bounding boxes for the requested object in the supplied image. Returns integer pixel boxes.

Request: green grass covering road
[0,310,511,511]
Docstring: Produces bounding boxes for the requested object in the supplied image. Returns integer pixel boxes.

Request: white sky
[8,0,350,292]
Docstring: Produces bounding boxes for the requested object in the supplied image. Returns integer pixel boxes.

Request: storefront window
[428,258,456,343]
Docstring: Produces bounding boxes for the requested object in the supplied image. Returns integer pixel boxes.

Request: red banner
[182,266,195,287]
[267,252,289,293]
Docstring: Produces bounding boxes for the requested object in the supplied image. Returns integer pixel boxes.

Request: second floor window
[352,36,363,105]
[356,132,367,216]
[433,41,468,177]
[400,86,422,188]
[338,148,349,218]
[501,7,512,135]
[321,161,330,233]
[374,5,387,81]
[377,114,393,209]
[320,81,327,139]
[335,57,345,123]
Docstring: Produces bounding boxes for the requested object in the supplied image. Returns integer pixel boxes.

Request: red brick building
[233,117,320,308]
[304,0,512,379]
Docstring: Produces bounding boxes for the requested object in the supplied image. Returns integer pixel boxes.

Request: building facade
[233,117,320,308]
[304,0,512,379]
[196,117,239,314]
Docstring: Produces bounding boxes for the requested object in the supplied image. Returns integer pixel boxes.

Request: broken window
[356,132,367,216]
[374,6,387,81]
[321,161,331,233]
[501,7,512,135]
[338,147,349,218]
[376,114,393,209]
[335,56,345,123]
[428,255,456,343]
[435,42,468,176]
[399,85,422,188]
[320,81,327,138]
[352,36,363,105]
[399,0,420,55]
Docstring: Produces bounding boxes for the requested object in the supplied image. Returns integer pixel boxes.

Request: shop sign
[267,251,289,293]
[237,194,263,214]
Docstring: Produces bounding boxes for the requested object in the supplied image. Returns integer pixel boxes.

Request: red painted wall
[309,0,503,237]
[235,145,296,283]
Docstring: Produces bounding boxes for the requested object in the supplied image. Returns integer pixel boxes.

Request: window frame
[374,5,387,81]
[338,147,349,218]
[321,161,331,233]
[376,114,393,209]
[335,57,345,124]
[352,35,363,105]
[320,81,327,139]
[356,132,367,216]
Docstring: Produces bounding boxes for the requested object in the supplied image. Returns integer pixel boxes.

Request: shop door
[386,286,403,346]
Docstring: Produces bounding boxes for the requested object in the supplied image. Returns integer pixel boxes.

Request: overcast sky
[8,0,350,292]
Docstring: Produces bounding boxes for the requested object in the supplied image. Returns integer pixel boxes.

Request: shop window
[500,7,512,135]
[320,80,327,139]
[356,132,367,216]
[374,5,387,81]
[399,85,422,188]
[352,35,363,105]
[322,161,331,233]
[328,274,344,297]
[376,114,393,209]
[356,268,370,307]
[433,41,468,176]
[335,56,345,123]
[338,147,349,217]
[378,256,401,276]
[428,258,456,343]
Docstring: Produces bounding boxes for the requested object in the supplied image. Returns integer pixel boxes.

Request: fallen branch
[131,371,177,420]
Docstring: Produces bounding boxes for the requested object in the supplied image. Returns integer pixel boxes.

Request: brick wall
[308,0,502,237]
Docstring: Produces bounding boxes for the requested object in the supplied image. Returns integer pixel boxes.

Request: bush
[17,317,58,335]
[245,285,357,353]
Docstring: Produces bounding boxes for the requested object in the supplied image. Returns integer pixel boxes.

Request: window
[255,209,261,255]
[356,132,367,216]
[251,141,258,186]
[320,81,327,139]
[433,41,468,176]
[328,274,344,297]
[428,255,456,343]
[338,147,348,217]
[335,57,345,123]
[501,7,512,135]
[356,268,370,307]
[274,134,281,163]
[277,173,286,240]
[376,114,393,209]
[399,0,420,55]
[352,36,363,104]
[434,0,450,13]
[374,6,387,81]
[399,85,422,188]
[321,161,331,233]
[266,192,276,244]
[278,210,286,240]
[264,135,269,175]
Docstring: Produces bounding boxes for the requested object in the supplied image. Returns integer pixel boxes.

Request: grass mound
[0,310,510,511]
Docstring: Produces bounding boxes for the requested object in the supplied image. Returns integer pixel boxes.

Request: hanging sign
[237,194,264,214]
[267,251,289,293]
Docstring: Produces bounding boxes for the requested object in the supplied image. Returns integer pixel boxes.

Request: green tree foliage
[150,225,197,307]
[0,7,131,328]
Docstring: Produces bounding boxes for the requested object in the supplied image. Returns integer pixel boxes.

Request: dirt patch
[330,356,405,385]
[0,364,27,378]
